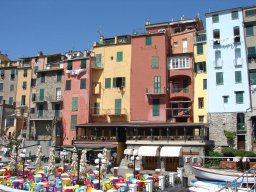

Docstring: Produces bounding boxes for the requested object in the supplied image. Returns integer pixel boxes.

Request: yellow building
[91,35,131,123]
[193,31,207,123]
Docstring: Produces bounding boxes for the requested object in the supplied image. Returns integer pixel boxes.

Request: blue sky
[1,0,254,60]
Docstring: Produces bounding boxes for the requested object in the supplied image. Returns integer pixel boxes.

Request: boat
[192,166,256,183]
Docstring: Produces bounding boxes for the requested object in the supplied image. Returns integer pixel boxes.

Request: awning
[124,149,133,155]
[138,146,159,157]
[160,146,182,157]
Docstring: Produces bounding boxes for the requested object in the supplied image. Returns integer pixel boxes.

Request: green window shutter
[248,47,256,58]
[216,72,223,85]
[0,83,3,91]
[80,79,86,89]
[34,66,38,73]
[39,89,44,101]
[246,25,254,36]
[72,97,78,111]
[212,14,219,23]
[96,54,102,67]
[113,78,116,88]
[122,77,126,87]
[151,56,159,68]
[154,76,161,93]
[203,62,206,72]
[236,92,244,104]
[0,96,2,104]
[183,79,189,93]
[145,36,152,46]
[9,97,13,105]
[235,71,242,83]
[32,93,36,101]
[67,61,73,70]
[245,9,256,17]
[10,69,15,80]
[71,115,77,130]
[10,84,14,91]
[197,44,203,55]
[115,99,121,115]
[80,59,86,69]
[117,52,123,62]
[22,81,27,89]
[65,80,71,90]
[232,11,238,19]
[152,99,160,116]
[41,73,45,83]
[194,63,198,73]
[56,71,62,82]
[203,79,207,90]
[105,78,111,89]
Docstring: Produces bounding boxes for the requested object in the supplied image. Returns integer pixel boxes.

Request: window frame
[145,36,152,46]
[80,78,86,89]
[116,52,123,62]
[235,71,242,83]
[212,14,219,23]
[65,80,71,90]
[235,91,244,104]
[231,11,239,20]
[216,72,224,85]
[151,56,159,68]
[246,25,254,37]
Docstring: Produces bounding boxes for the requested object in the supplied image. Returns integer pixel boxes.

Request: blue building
[206,7,251,150]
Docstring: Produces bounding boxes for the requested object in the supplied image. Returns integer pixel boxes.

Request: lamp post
[131,149,140,177]
[95,153,106,190]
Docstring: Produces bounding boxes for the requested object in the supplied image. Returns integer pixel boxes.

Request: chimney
[145,19,150,25]
[99,35,104,44]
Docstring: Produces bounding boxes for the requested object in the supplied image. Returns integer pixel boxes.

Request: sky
[0,0,255,60]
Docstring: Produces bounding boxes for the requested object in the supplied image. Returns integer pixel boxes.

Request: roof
[205,7,243,16]
[145,19,199,28]
[19,53,63,59]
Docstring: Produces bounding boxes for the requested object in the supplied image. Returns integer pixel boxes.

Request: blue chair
[23,181,31,191]
[34,184,44,192]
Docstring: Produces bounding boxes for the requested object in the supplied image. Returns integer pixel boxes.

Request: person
[242,157,247,171]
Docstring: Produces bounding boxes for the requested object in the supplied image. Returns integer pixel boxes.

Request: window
[250,72,256,85]
[248,47,256,59]
[67,60,73,70]
[212,14,219,23]
[56,71,62,82]
[194,62,206,73]
[235,71,242,83]
[0,96,2,104]
[237,113,245,130]
[30,108,35,114]
[235,91,244,104]
[151,56,159,68]
[0,83,3,92]
[215,50,222,68]
[213,29,220,45]
[23,69,27,77]
[72,97,78,111]
[145,36,152,46]
[246,25,254,37]
[22,81,27,90]
[198,98,204,109]
[94,103,100,115]
[32,93,36,101]
[173,42,178,48]
[80,59,86,69]
[231,11,238,20]
[34,66,38,73]
[41,73,45,83]
[65,80,71,90]
[245,9,256,17]
[10,69,15,80]
[80,79,86,89]
[10,84,14,91]
[21,95,26,106]
[113,77,125,88]
[154,76,161,93]
[203,79,207,90]
[117,52,123,62]
[152,99,160,116]
[199,116,204,123]
[0,70,4,79]
[183,79,189,93]
[174,27,181,33]
[71,115,77,130]
[197,44,203,55]
[31,79,36,87]
[182,39,187,53]
[233,27,240,43]
[168,57,190,69]
[235,48,242,67]
[223,96,229,103]
[216,72,223,85]
[105,78,111,89]
[96,54,102,67]
[115,99,122,115]
[8,97,13,105]
[39,89,44,101]
[172,82,179,93]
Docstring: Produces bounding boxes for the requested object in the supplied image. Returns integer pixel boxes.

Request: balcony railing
[76,136,117,142]
[171,86,189,93]
[233,58,243,67]
[145,87,166,95]
[194,34,206,43]
[169,108,192,117]
[91,58,103,69]
[91,108,108,116]
[107,108,128,116]
[19,63,31,67]
[30,110,61,119]
[47,95,62,102]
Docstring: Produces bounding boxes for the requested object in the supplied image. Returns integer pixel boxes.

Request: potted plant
[224,130,236,148]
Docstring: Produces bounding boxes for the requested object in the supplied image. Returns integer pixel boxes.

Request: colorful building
[193,31,207,123]
[206,7,250,150]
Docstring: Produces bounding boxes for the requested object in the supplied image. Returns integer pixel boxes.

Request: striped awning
[138,146,160,157]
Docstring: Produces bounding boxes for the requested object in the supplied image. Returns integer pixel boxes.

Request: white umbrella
[35,145,43,171]
[70,147,78,173]
[79,149,87,179]
[100,148,108,174]
[9,145,16,171]
[47,147,56,175]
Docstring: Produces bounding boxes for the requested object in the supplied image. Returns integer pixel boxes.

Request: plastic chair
[12,181,22,189]
[34,184,44,192]
[76,186,85,192]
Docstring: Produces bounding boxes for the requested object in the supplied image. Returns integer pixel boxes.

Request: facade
[193,31,207,123]
[206,8,251,150]
[62,51,90,145]
[243,6,256,151]
[0,100,15,138]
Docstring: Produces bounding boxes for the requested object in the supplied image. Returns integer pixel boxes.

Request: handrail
[216,167,256,192]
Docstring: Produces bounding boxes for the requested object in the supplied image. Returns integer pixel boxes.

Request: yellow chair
[62,178,71,186]
[73,184,79,190]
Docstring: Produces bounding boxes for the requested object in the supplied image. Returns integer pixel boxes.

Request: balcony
[33,95,45,103]
[237,123,246,134]
[48,95,63,103]
[15,102,28,108]
[234,58,243,67]
[19,63,31,68]
[107,108,128,116]
[168,108,192,117]
[194,34,206,44]
[30,110,61,120]
[91,108,108,116]
[91,58,103,70]
[92,82,101,95]
[145,87,166,97]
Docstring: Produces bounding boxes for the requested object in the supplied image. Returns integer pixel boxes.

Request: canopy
[160,146,182,157]
[138,146,159,157]
[124,149,133,155]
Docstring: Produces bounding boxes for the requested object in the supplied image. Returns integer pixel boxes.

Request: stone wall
[24,140,55,157]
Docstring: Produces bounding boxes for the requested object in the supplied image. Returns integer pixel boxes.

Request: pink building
[130,32,168,121]
[62,52,90,145]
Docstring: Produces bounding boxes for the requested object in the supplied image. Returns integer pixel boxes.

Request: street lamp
[131,149,140,177]
[19,148,26,177]
[95,153,106,190]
